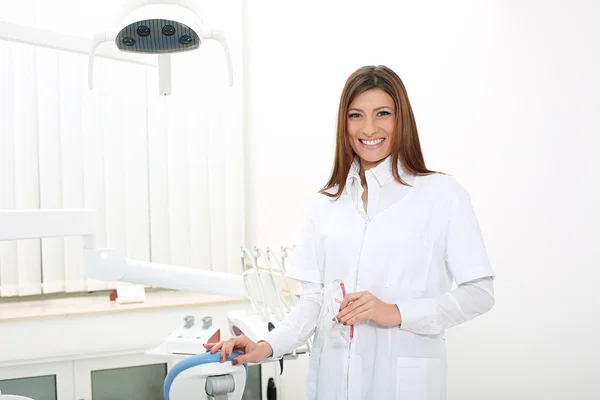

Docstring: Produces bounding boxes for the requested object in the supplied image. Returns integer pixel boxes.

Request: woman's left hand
[336,291,402,328]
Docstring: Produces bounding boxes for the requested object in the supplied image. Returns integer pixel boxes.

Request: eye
[377,110,391,116]
[348,113,362,119]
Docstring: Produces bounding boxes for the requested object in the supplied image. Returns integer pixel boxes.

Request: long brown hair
[320,65,437,199]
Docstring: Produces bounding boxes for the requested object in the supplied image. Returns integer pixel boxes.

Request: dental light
[88,0,234,95]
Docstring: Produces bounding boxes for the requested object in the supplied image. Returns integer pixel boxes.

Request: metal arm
[0,210,246,299]
[111,0,210,31]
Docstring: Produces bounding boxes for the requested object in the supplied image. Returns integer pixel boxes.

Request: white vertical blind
[187,57,224,273]
[146,75,171,266]
[0,42,19,297]
[36,47,65,294]
[0,45,243,297]
[121,62,151,268]
[59,51,86,293]
[165,94,192,269]
[187,92,213,271]
[81,55,109,292]
[13,42,42,296]
[95,58,153,291]
[0,0,245,298]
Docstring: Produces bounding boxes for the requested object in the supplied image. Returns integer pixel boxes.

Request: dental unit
[0,208,307,399]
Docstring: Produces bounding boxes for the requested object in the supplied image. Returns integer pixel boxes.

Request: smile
[359,138,385,146]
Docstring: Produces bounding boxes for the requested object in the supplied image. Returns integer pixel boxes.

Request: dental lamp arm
[200,27,234,86]
[112,0,209,31]
[108,0,234,87]
[0,209,247,303]
[84,248,247,299]
[88,32,115,90]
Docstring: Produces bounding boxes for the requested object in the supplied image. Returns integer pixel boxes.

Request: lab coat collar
[347,155,405,187]
[348,157,361,181]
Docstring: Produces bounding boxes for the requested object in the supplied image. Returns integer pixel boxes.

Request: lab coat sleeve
[284,197,324,284]
[444,182,495,284]
[395,276,495,335]
[258,281,322,358]
[395,182,496,334]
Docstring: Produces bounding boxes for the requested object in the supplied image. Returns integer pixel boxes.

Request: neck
[359,160,378,187]
[359,156,387,175]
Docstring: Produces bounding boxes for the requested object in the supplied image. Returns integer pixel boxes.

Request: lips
[359,138,385,146]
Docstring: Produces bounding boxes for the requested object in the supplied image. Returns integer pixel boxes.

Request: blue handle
[164,351,247,400]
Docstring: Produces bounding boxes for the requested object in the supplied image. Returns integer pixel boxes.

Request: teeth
[360,138,384,146]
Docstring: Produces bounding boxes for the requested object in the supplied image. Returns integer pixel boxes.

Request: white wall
[245,1,600,399]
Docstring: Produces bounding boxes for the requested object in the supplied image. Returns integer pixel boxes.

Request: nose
[361,115,377,136]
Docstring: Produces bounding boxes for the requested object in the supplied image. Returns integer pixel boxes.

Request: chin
[357,151,390,164]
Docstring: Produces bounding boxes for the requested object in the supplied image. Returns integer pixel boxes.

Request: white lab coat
[274,158,495,399]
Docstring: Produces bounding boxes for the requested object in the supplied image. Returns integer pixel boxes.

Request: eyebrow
[348,106,393,112]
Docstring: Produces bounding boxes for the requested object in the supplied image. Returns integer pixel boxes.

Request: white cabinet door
[71,352,285,400]
[0,361,74,400]
[73,353,169,400]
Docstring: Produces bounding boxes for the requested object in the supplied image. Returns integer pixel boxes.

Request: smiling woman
[321,65,437,200]
[347,88,395,169]
[206,65,496,400]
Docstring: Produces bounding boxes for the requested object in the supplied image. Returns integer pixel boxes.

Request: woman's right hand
[203,335,274,365]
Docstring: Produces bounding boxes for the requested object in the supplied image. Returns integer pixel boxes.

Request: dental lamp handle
[201,27,234,86]
[88,31,115,90]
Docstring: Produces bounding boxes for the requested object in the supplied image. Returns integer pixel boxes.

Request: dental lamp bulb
[115,4,202,54]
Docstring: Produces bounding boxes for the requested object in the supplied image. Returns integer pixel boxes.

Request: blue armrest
[164,351,248,400]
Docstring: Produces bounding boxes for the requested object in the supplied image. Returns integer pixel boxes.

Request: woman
[206,65,496,399]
